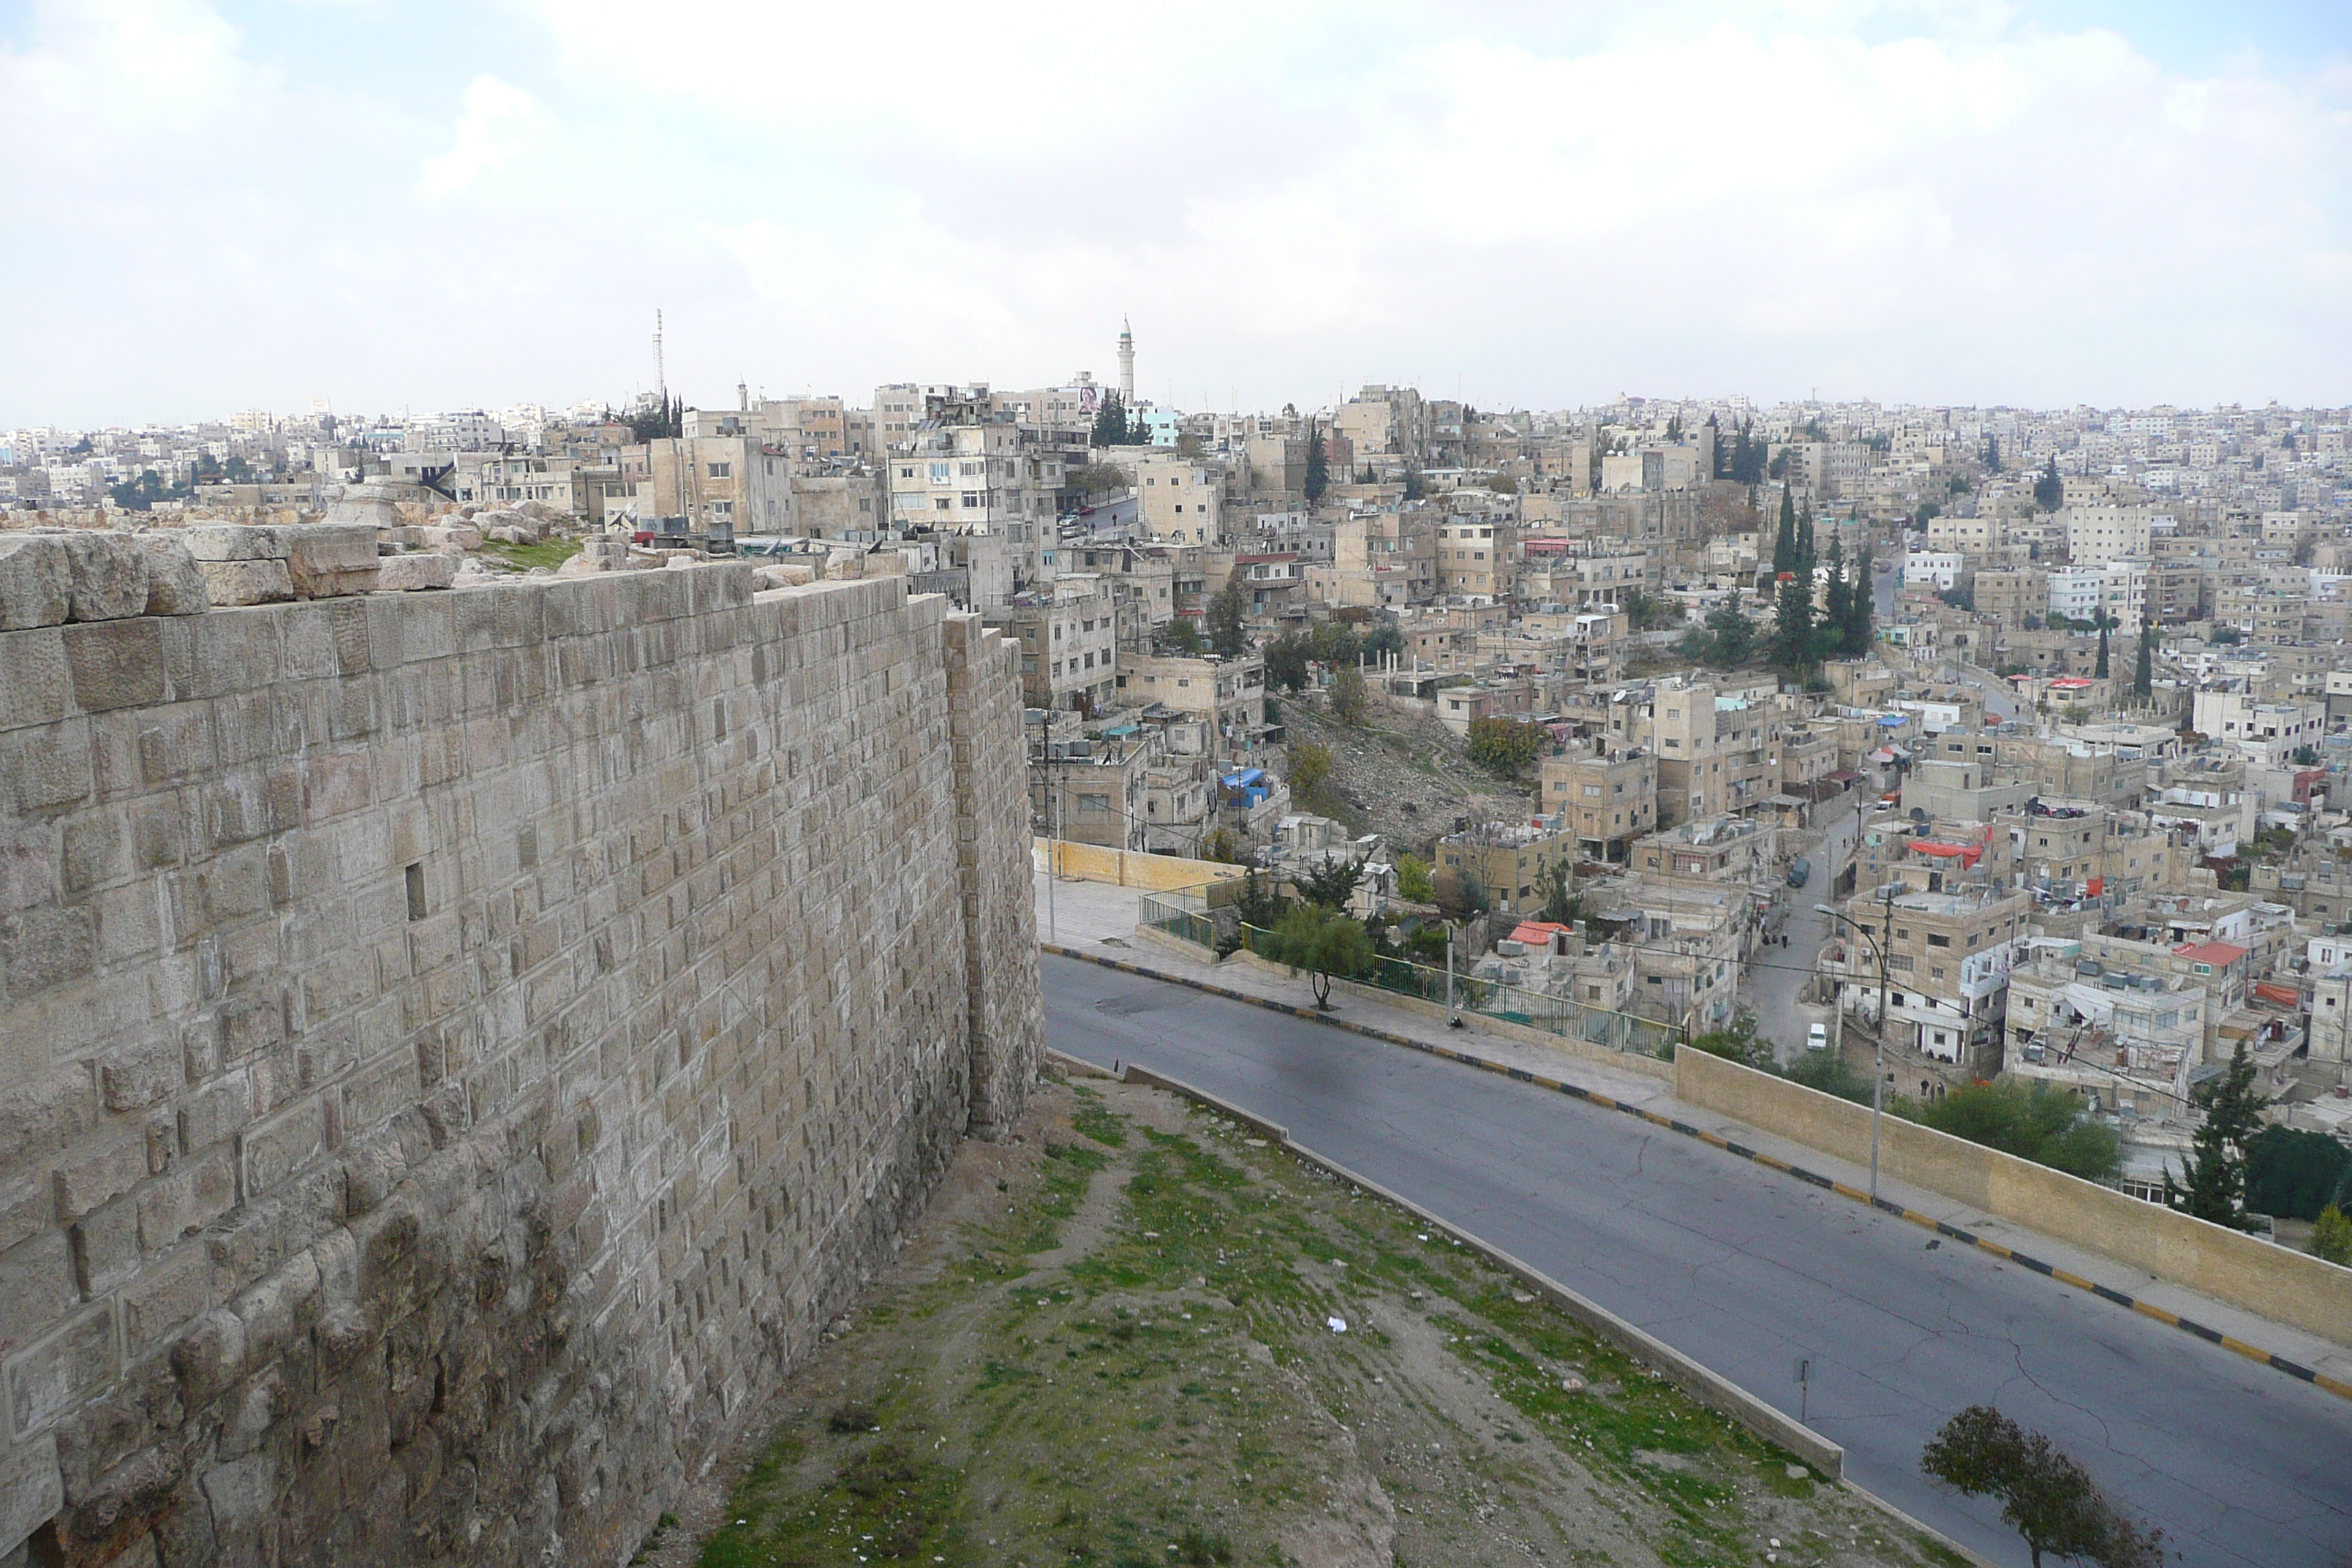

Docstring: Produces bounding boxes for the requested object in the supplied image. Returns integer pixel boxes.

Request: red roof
[1909,840,1985,868]
[2172,941,2247,966]
[1509,921,1577,948]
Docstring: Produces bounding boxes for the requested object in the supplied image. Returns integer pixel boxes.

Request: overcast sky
[4,1,2348,429]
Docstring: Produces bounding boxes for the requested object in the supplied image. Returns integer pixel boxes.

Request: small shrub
[826,1401,875,1433]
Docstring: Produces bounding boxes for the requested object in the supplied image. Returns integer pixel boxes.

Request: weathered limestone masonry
[0,562,1041,1567]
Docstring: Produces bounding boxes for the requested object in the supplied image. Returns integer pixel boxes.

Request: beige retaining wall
[1036,837,1242,892]
[1675,1049,2352,1349]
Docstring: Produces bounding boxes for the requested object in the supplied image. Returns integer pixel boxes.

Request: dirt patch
[656,1071,1962,1568]
[1284,701,1532,857]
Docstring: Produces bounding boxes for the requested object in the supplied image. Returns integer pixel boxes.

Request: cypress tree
[1772,571,1814,674]
[2095,622,2110,679]
[1845,546,1875,657]
[1820,534,1851,660]
[1773,485,1797,575]
[1303,422,1328,503]
[2134,619,2154,698]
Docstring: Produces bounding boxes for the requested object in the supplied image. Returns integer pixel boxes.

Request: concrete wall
[1674,1049,2352,1347]
[0,565,1041,1566]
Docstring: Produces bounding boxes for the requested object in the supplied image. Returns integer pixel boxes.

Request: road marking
[1044,943,2352,1406]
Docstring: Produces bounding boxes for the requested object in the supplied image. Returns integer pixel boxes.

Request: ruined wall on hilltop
[0,564,1041,1567]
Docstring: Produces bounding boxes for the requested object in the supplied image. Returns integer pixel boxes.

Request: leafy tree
[1262,631,1311,692]
[1687,1014,1774,1070]
[1361,617,1405,662]
[1161,617,1205,655]
[1308,617,1361,666]
[2133,621,2153,699]
[1771,571,1814,674]
[1262,903,1374,1009]
[1068,461,1128,497]
[1922,1406,2164,1568]
[1699,593,1758,668]
[1539,862,1579,927]
[625,393,684,442]
[1092,391,1134,447]
[1286,741,1336,807]
[1784,1047,1874,1105]
[2095,622,2110,679]
[1295,856,1365,910]
[223,454,253,483]
[2034,456,2065,511]
[1983,433,2003,472]
[1665,414,1683,442]
[1466,715,1546,777]
[1330,666,1368,725]
[1901,1080,2121,1180]
[1616,587,1669,630]
[1401,468,1428,500]
[2311,1205,2352,1266]
[1200,827,1240,864]
[2209,625,2242,644]
[1303,422,1328,502]
[1937,583,1975,611]
[2167,1042,2270,1229]
[2244,1125,2352,1220]
[1396,853,1435,904]
[1206,577,1249,658]
[1233,866,1286,931]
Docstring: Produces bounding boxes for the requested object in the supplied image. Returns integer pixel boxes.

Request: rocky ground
[643,1071,1967,1568]
[1282,699,1535,859]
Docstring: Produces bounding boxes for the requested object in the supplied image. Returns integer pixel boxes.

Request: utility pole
[1817,881,1898,1204]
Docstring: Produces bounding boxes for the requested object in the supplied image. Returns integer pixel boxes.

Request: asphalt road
[1045,954,2352,1567]
[1748,809,1863,1064]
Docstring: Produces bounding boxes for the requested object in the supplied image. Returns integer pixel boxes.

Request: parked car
[1787,857,1812,889]
[1807,1022,1829,1052]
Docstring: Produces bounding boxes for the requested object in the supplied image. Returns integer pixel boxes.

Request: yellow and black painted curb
[1045,943,2352,1406]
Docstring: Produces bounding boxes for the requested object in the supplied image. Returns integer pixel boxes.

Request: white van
[1807,1023,1828,1051]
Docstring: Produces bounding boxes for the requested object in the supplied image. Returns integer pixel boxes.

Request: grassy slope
[678,1077,1961,1568]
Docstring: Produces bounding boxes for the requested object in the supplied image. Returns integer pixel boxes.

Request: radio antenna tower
[653,309,667,400]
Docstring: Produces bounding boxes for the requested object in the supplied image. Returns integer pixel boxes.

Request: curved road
[1046,954,2352,1567]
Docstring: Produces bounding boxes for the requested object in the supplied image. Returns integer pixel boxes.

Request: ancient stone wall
[0,565,1041,1566]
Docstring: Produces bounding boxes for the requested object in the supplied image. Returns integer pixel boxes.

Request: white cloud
[2,0,2348,423]
[418,75,559,199]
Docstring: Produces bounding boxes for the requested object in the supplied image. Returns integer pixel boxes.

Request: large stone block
[0,1431,61,1556]
[374,554,456,592]
[195,559,293,608]
[56,535,149,624]
[133,535,210,617]
[182,526,281,564]
[62,619,166,712]
[0,538,72,631]
[281,526,380,600]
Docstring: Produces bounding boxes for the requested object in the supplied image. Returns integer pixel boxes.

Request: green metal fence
[1137,884,1678,1061]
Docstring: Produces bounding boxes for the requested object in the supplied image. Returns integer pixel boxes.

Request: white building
[2047,568,2104,622]
[1901,551,1964,590]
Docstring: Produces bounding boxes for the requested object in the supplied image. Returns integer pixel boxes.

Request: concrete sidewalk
[1034,865,2352,1394]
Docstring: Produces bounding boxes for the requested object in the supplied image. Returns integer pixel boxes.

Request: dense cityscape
[7,3,2352,1564]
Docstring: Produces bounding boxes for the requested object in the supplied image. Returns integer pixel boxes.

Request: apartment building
[1540,745,1658,863]
[1115,654,1267,761]
[1648,678,1777,825]
[1837,883,2031,1072]
[1435,822,1575,916]
[1437,519,1513,598]
[1135,452,1224,544]
[886,409,1054,592]
[989,576,1118,715]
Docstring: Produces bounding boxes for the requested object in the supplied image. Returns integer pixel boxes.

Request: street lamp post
[1816,881,1898,1203]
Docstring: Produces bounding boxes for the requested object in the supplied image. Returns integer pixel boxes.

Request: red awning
[1909,840,1985,868]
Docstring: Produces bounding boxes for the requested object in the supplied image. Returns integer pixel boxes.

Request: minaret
[1117,318,1135,404]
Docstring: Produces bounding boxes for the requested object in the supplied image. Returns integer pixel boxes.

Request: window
[706,461,731,478]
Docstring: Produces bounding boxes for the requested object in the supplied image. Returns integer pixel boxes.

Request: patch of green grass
[479,538,581,572]
[700,1089,1938,1568]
